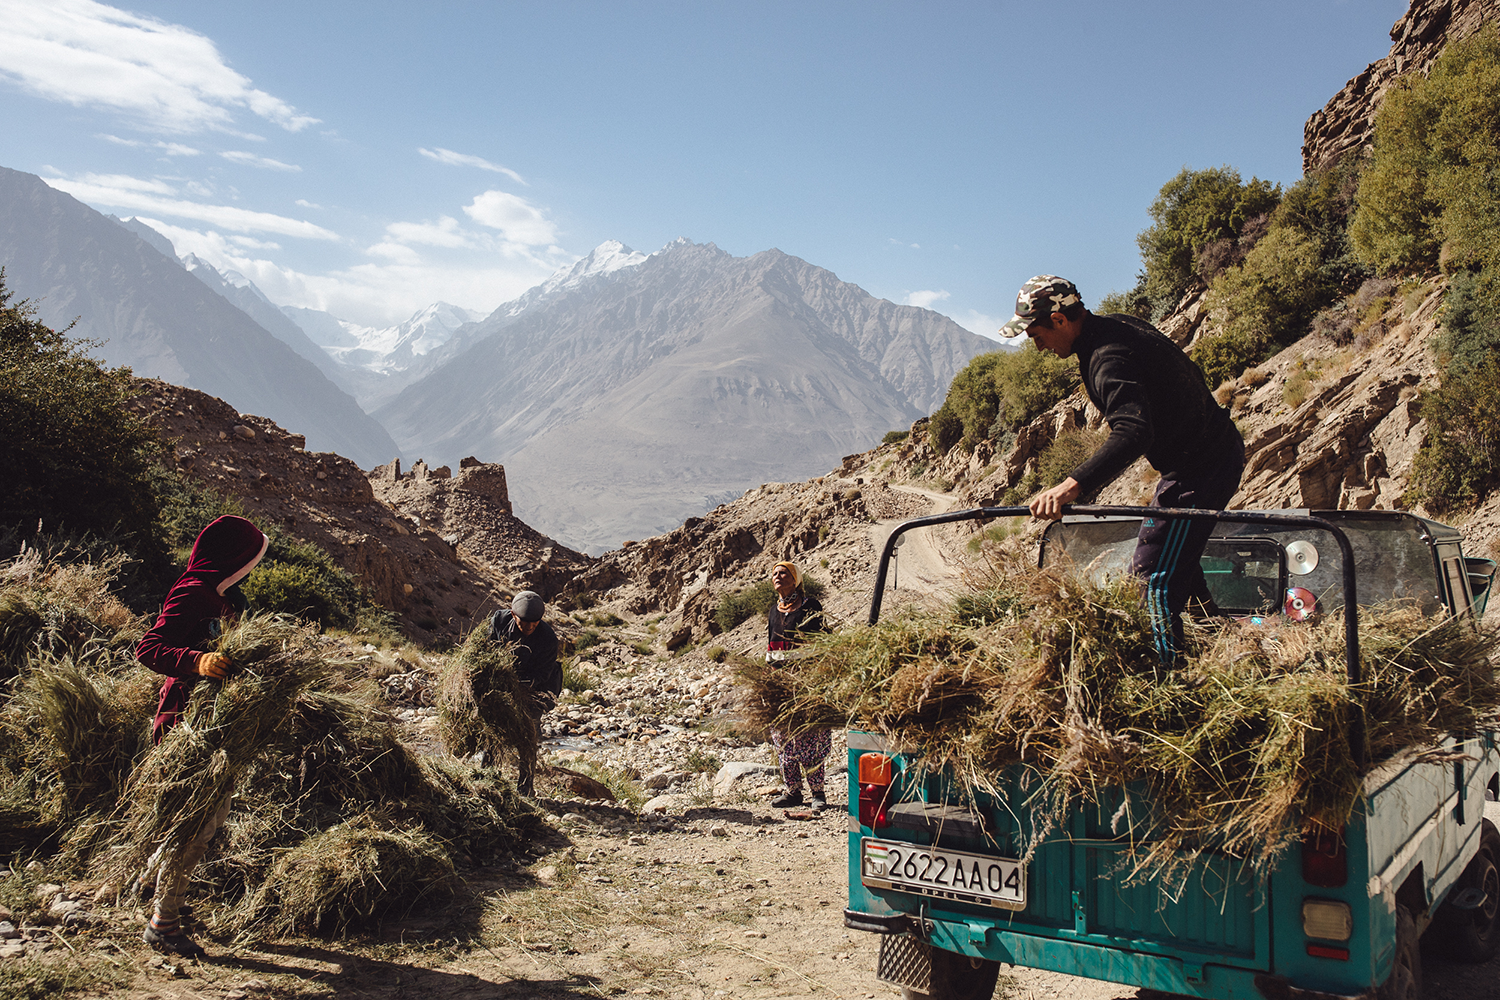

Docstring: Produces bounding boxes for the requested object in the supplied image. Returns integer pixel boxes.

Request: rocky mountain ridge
[0,168,399,468]
[378,239,996,553]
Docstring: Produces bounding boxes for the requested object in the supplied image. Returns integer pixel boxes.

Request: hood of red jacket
[184,516,269,595]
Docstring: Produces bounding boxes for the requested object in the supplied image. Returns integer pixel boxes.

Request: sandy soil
[36,787,1500,999]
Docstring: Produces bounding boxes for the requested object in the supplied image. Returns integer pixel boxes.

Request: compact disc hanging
[1285,587,1317,621]
[1285,539,1320,576]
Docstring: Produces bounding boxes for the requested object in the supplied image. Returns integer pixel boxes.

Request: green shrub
[1191,328,1271,389]
[881,429,909,445]
[683,750,721,773]
[1352,27,1500,278]
[1137,166,1281,316]
[1035,428,1105,491]
[940,353,1005,449]
[0,273,168,582]
[1095,287,1153,320]
[1436,270,1500,373]
[1406,354,1500,512]
[927,405,962,453]
[928,345,1080,457]
[1202,163,1366,382]
[992,344,1081,430]
[241,562,335,626]
[1283,369,1314,409]
[561,659,597,692]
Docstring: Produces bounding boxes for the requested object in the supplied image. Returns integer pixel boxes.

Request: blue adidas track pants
[1128,429,1246,662]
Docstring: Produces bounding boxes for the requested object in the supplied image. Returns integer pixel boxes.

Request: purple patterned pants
[770,727,831,795]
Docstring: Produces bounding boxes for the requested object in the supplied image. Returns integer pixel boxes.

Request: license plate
[861,837,1025,911]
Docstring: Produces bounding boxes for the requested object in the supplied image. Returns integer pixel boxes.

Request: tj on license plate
[861,837,1025,911]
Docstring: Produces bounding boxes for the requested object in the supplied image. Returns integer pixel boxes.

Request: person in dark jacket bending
[1004,275,1244,661]
[765,561,830,810]
[135,515,268,958]
[487,591,562,795]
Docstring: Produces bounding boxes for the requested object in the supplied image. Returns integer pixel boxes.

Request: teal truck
[844,506,1500,1000]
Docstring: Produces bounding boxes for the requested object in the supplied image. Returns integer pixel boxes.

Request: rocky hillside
[128,379,592,646]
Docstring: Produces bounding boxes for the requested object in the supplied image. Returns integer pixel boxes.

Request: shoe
[770,790,804,808]
[143,923,206,959]
[809,795,827,812]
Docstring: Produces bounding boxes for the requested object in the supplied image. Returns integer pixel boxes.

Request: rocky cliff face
[1303,0,1500,173]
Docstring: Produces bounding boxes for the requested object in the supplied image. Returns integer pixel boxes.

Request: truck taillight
[858,753,892,828]
[1302,822,1347,888]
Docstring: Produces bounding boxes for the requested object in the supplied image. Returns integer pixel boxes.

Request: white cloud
[157,141,200,156]
[294,199,320,209]
[140,218,570,328]
[887,238,920,249]
[366,241,423,264]
[463,190,558,246]
[229,234,280,250]
[903,289,949,309]
[952,308,1010,343]
[219,150,300,171]
[0,0,319,134]
[418,147,526,185]
[45,173,339,240]
[384,215,476,250]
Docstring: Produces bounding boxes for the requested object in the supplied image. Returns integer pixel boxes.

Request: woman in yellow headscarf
[765,560,829,810]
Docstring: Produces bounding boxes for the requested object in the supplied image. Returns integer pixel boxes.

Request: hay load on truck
[760,504,1500,1000]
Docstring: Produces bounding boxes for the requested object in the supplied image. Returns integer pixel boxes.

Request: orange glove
[196,652,232,679]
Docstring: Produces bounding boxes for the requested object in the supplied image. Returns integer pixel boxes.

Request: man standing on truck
[1005,275,1244,660]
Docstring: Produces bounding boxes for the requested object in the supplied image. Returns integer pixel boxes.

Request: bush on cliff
[1136,166,1281,318]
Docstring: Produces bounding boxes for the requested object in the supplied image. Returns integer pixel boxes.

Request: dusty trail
[867,485,964,602]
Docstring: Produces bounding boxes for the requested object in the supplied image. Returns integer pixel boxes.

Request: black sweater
[1068,312,1237,496]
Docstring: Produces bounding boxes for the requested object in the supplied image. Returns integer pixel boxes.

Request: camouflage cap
[999,275,1083,337]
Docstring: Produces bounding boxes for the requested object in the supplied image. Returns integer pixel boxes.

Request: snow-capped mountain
[489,239,648,324]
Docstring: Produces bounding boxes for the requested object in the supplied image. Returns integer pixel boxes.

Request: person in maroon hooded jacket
[135,515,268,958]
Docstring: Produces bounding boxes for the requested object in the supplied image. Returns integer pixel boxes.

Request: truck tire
[919,947,1000,1000]
[1377,905,1422,1000]
[1446,818,1500,963]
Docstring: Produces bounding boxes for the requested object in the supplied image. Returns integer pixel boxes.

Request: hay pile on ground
[239,816,457,934]
[436,625,537,766]
[0,548,545,938]
[740,557,1500,878]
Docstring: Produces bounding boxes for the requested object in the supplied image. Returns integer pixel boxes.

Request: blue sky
[0,0,1407,333]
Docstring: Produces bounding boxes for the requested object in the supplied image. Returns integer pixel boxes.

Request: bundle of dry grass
[108,613,324,882]
[436,626,537,766]
[238,816,456,934]
[740,557,1500,878]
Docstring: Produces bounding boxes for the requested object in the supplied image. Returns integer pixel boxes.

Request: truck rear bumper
[845,910,1377,999]
[843,908,918,935]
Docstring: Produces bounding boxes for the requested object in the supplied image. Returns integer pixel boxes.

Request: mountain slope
[377,240,995,552]
[0,166,400,468]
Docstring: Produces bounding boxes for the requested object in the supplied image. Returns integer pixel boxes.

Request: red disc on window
[1285,587,1317,621]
